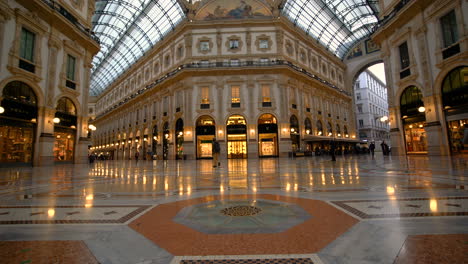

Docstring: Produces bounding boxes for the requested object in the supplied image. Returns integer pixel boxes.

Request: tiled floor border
[331,197,468,219]
[29,183,457,199]
[170,254,324,264]
[0,205,150,224]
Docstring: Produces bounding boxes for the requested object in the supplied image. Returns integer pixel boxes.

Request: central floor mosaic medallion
[220,205,262,216]
[173,199,311,234]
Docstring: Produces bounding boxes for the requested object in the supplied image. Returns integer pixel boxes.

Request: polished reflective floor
[0,155,467,264]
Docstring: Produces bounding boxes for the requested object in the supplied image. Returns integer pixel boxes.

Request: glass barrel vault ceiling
[90,0,185,96]
[89,0,378,96]
[282,0,378,58]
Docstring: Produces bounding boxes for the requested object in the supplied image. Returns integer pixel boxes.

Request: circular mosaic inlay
[220,205,262,216]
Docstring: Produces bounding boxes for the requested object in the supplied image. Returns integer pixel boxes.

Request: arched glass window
[290,115,299,133]
[327,122,333,136]
[316,120,323,135]
[400,86,424,118]
[3,81,37,105]
[442,66,468,110]
[304,118,312,134]
[336,124,341,137]
[56,98,76,115]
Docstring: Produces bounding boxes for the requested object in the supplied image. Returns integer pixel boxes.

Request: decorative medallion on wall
[299,49,307,63]
[195,0,273,20]
[176,44,184,59]
[285,40,294,56]
[311,56,318,69]
[365,39,380,54]
[346,43,363,60]
[165,55,171,67]
[153,62,160,74]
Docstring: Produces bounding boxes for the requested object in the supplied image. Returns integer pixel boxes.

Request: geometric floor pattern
[331,197,468,219]
[130,194,358,255]
[0,241,99,264]
[0,205,150,224]
[179,259,314,264]
[0,155,467,263]
[393,234,468,264]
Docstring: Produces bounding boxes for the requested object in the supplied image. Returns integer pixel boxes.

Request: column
[36,107,56,166]
[76,57,93,164]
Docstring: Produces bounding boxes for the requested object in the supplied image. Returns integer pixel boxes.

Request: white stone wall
[0,0,99,166]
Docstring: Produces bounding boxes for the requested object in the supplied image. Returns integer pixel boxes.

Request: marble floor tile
[0,155,466,263]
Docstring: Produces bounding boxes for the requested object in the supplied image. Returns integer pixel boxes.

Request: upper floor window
[20,28,35,63]
[200,41,210,51]
[231,85,240,103]
[229,39,239,49]
[355,81,360,89]
[66,55,76,81]
[201,87,209,104]
[356,93,361,100]
[440,10,458,48]
[259,39,269,49]
[262,85,271,102]
[358,119,364,127]
[399,42,410,69]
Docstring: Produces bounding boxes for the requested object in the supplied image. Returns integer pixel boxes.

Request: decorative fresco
[195,0,272,20]
[346,43,363,60]
[365,39,380,53]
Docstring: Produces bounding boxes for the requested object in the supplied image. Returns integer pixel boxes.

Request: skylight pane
[282,0,377,60]
[90,0,185,96]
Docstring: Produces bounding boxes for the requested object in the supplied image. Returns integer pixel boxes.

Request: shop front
[195,116,215,159]
[226,115,247,159]
[0,81,38,166]
[290,115,300,151]
[175,118,184,159]
[400,86,427,154]
[152,126,158,159]
[162,122,169,160]
[258,113,278,157]
[442,66,468,154]
[54,97,77,162]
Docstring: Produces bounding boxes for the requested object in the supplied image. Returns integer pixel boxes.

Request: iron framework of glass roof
[282,0,378,58]
[90,0,185,96]
[89,0,378,96]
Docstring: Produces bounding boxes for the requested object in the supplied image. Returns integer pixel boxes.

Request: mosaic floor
[0,155,467,264]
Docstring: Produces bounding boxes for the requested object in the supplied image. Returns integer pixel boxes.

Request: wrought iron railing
[40,0,100,43]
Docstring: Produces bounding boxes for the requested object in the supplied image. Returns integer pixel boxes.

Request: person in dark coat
[369,142,375,157]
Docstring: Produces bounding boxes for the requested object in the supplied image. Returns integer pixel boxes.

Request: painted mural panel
[195,0,272,20]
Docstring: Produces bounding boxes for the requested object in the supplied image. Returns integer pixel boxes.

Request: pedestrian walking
[135,151,140,161]
[369,142,375,158]
[212,138,220,167]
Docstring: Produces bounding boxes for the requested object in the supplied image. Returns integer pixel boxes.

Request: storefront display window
[0,125,34,163]
[404,122,427,153]
[227,115,247,159]
[258,114,278,157]
[447,119,468,153]
[54,131,75,161]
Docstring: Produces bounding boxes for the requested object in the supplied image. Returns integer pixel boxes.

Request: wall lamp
[53,117,60,124]
[0,106,4,114]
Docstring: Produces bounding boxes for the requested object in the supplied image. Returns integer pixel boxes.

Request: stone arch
[0,77,44,107]
[433,63,468,97]
[54,94,81,116]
